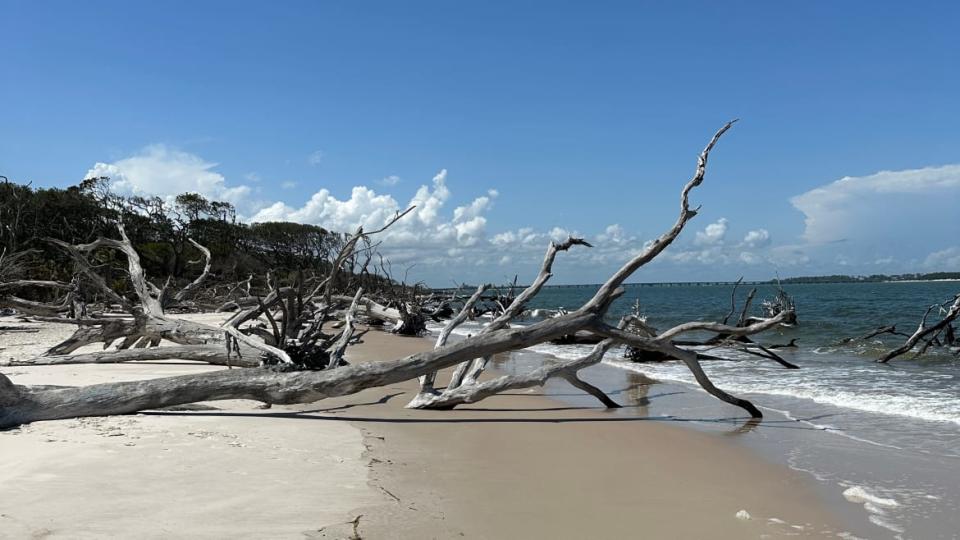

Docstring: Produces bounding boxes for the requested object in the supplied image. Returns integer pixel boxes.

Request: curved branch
[721,277,744,325]
[326,288,363,369]
[582,120,736,314]
[169,238,213,305]
[222,325,292,365]
[591,323,763,417]
[46,222,161,315]
[656,310,794,342]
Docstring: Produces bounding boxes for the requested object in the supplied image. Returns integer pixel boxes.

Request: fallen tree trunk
[0,309,597,428]
[5,345,264,368]
[333,295,402,326]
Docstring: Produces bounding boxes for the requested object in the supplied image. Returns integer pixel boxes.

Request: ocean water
[433,281,960,539]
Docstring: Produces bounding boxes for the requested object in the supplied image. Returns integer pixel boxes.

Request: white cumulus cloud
[787,164,960,272]
[694,218,728,246]
[742,229,771,248]
[791,164,960,245]
[251,169,498,261]
[85,145,252,208]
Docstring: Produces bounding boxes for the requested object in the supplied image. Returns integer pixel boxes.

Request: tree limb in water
[878,294,960,363]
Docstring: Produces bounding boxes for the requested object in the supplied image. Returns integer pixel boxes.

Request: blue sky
[2,1,958,285]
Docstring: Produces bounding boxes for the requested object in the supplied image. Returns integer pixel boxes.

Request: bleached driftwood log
[1,121,797,428]
[332,294,403,327]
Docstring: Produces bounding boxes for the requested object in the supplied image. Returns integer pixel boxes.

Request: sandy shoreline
[1,316,851,538]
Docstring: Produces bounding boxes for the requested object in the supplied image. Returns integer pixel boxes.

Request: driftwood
[838,325,911,348]
[446,236,594,390]
[551,330,605,345]
[768,338,798,349]
[626,281,799,369]
[0,249,80,316]
[10,346,261,368]
[4,206,414,371]
[410,283,491,401]
[1,121,798,429]
[877,294,960,363]
[27,224,254,363]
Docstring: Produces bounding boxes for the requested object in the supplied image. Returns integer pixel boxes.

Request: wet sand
[326,329,850,539]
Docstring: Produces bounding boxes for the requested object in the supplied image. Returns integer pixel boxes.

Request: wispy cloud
[307,150,324,166]
[924,247,960,269]
[379,175,401,186]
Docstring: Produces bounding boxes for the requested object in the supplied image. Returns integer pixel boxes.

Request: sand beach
[1,315,852,539]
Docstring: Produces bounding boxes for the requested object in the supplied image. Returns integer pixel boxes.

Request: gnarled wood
[165,238,213,308]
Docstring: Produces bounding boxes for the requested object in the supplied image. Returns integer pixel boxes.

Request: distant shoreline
[432,277,960,291]
[882,278,960,283]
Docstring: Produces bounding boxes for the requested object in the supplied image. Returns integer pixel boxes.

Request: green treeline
[0,177,346,285]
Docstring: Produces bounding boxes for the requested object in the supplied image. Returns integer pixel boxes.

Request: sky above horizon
[2,1,958,285]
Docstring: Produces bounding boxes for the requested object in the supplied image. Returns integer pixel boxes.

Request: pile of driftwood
[2,122,804,429]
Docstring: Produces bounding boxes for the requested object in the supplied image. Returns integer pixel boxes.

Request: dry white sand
[1,315,386,539]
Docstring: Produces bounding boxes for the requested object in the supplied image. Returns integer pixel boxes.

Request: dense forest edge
[0,176,401,298]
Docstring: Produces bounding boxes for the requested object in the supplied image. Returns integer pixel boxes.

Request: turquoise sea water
[434,281,960,538]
